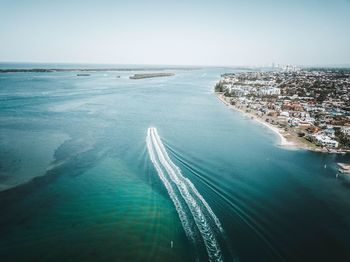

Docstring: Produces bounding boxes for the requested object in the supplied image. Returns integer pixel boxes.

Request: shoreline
[215,93,331,152]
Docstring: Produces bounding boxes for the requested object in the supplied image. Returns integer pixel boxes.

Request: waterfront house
[312,133,339,148]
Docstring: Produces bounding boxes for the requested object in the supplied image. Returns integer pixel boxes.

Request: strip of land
[129,73,175,79]
[0,68,195,73]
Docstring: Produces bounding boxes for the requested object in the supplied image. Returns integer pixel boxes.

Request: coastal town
[215,67,350,154]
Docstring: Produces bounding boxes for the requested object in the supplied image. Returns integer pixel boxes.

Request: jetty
[337,163,350,174]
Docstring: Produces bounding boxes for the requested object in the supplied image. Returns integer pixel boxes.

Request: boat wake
[146,127,228,261]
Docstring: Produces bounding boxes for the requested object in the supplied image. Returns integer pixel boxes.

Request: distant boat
[77,73,90,76]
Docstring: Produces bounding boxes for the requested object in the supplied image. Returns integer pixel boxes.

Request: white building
[280,111,290,117]
[313,134,339,148]
[257,86,281,96]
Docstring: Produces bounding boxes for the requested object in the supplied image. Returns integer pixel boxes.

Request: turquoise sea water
[0,65,350,261]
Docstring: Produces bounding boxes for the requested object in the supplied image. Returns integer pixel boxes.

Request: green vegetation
[335,128,350,148]
[215,81,224,92]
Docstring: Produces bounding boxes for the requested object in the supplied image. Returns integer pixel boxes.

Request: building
[257,86,281,96]
[312,134,339,148]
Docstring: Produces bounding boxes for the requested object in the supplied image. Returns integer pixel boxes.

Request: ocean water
[0,65,350,261]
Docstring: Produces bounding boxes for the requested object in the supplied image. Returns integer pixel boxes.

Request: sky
[0,0,349,66]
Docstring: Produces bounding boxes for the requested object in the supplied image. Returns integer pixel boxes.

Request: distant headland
[0,67,197,73]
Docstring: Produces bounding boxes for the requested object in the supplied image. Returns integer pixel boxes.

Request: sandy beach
[216,93,323,151]
[252,114,296,147]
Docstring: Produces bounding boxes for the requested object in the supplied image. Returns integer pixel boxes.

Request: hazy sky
[0,0,349,66]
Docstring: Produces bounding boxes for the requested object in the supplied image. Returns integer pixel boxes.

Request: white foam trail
[148,127,223,262]
[146,129,196,243]
[152,128,224,234]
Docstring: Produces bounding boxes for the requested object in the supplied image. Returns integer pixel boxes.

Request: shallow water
[0,65,350,261]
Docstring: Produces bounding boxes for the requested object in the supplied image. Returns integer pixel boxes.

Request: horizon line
[1,60,350,69]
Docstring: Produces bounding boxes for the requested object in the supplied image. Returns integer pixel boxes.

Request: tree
[215,81,224,92]
[316,91,328,103]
